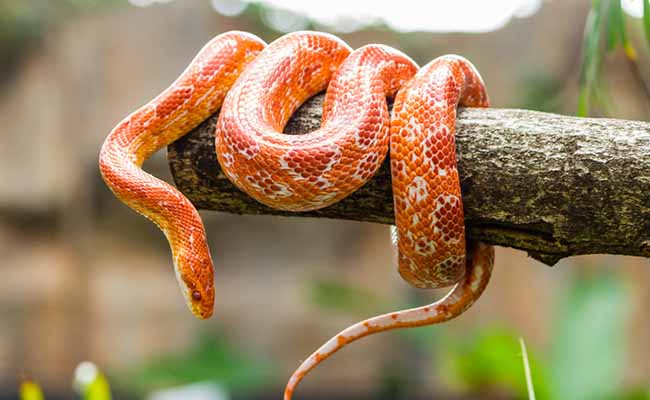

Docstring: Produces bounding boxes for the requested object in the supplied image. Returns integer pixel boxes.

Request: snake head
[173,241,215,320]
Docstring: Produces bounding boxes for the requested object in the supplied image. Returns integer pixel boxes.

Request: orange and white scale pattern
[283,53,493,399]
[98,30,495,399]
[99,31,266,319]
[216,32,419,211]
[390,55,490,289]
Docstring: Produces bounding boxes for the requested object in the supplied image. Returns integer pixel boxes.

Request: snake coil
[99,31,494,399]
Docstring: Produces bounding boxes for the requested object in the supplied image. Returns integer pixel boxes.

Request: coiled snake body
[99,31,494,398]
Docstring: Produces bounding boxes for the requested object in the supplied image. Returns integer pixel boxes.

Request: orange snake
[99,31,494,398]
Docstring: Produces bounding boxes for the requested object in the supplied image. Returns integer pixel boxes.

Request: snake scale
[99,31,494,398]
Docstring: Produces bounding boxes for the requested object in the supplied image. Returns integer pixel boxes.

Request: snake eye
[192,290,202,301]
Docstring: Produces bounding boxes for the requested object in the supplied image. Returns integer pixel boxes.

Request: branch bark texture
[168,94,650,265]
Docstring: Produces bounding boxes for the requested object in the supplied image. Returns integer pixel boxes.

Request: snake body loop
[283,54,493,399]
[216,32,418,210]
[99,30,494,399]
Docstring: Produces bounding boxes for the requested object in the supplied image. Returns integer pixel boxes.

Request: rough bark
[167,94,650,266]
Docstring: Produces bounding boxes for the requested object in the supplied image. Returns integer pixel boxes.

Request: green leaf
[644,0,650,50]
[577,84,591,117]
[606,0,622,51]
[519,338,537,400]
[518,74,563,113]
[119,335,273,395]
[438,327,551,399]
[549,272,630,400]
[308,277,387,315]
[578,2,604,116]
[19,380,44,400]
[606,0,636,58]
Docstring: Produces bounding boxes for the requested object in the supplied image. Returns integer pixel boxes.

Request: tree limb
[167,94,650,266]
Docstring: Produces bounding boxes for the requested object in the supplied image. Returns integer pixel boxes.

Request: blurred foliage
[19,379,44,400]
[549,272,631,400]
[308,277,389,316]
[308,269,649,399]
[518,74,564,113]
[19,362,112,400]
[116,334,274,396]
[20,336,266,398]
[440,272,648,399]
[645,0,650,48]
[16,270,649,399]
[621,390,650,400]
[578,0,650,116]
[606,0,636,57]
[437,328,550,399]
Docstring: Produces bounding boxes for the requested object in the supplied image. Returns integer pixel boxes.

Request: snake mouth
[192,304,214,320]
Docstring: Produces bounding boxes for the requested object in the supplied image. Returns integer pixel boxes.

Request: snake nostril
[192,290,202,301]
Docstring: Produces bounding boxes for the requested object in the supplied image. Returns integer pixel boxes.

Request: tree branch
[167,94,650,266]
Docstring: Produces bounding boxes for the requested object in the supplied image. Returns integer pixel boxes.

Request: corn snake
[98,30,494,398]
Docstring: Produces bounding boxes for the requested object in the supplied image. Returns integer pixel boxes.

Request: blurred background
[1,0,649,399]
